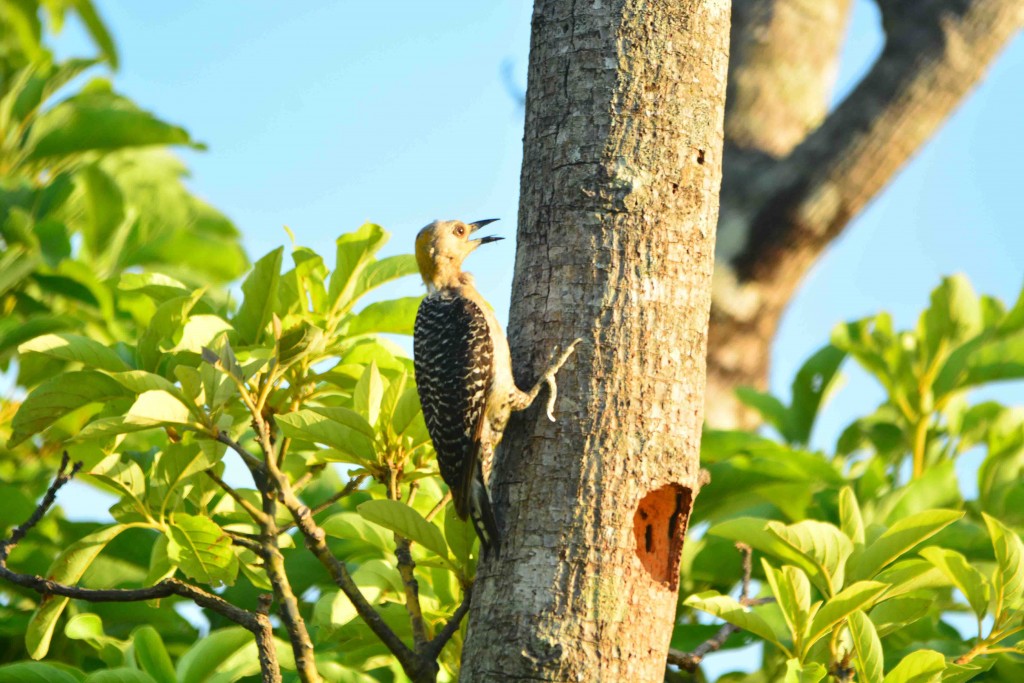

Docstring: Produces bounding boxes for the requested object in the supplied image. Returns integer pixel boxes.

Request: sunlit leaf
[848,610,883,683]
[166,514,238,586]
[848,510,963,582]
[882,650,946,683]
[683,592,784,649]
[357,499,449,561]
[19,333,130,372]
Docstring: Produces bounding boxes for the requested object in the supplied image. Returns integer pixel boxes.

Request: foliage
[1,220,476,681]
[0,0,247,379]
[680,275,1024,681]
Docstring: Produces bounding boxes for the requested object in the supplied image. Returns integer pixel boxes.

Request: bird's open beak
[469,218,503,245]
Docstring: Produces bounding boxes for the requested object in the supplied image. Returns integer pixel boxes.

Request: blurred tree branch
[706,0,1023,428]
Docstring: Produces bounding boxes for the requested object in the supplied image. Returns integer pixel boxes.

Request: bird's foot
[543,338,582,421]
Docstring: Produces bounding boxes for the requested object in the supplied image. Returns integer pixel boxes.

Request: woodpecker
[412,219,579,558]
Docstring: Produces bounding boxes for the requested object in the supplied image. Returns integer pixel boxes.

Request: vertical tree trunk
[460,1,729,680]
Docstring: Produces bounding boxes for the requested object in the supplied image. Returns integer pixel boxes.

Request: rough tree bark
[460,1,729,681]
[706,0,1022,428]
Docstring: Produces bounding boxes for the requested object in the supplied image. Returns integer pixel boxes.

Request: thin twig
[206,470,270,525]
[424,492,452,523]
[388,471,428,652]
[278,475,367,534]
[0,451,81,562]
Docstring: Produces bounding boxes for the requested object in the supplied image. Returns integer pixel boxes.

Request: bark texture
[706,0,1022,429]
[459,1,729,681]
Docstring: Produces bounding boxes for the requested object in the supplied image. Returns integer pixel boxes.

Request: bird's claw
[544,338,582,422]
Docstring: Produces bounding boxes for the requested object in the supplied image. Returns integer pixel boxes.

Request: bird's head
[415,219,502,291]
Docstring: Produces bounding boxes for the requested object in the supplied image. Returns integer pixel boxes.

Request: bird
[412,219,579,558]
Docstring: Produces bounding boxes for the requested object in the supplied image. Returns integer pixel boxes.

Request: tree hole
[633,483,692,590]
[696,149,706,165]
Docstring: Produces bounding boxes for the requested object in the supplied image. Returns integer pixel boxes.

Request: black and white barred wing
[413,293,493,519]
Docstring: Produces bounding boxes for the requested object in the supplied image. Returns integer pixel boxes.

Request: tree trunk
[459,1,729,681]
[706,0,1022,429]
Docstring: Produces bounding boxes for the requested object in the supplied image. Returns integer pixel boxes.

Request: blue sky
[48,2,1022,671]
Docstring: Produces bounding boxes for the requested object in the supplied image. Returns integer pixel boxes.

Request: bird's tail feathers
[469,466,500,559]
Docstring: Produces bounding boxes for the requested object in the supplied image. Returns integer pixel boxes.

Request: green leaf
[848,610,883,683]
[328,222,388,311]
[125,390,194,425]
[131,626,176,683]
[0,662,81,683]
[166,514,238,586]
[345,297,423,336]
[118,272,190,301]
[85,454,147,502]
[882,650,946,683]
[175,627,252,683]
[839,487,866,545]
[171,315,233,355]
[788,344,847,445]
[919,547,991,620]
[83,670,158,683]
[108,370,191,406]
[356,499,450,561]
[783,659,827,683]
[849,510,964,582]
[26,525,132,659]
[8,370,129,447]
[147,441,220,516]
[64,613,106,643]
[354,254,419,298]
[868,597,933,637]
[18,333,131,372]
[276,321,325,366]
[941,660,994,683]
[983,513,1024,611]
[353,361,385,426]
[762,561,813,648]
[766,520,853,596]
[683,591,784,648]
[709,518,817,578]
[70,0,120,68]
[26,92,197,160]
[276,407,376,462]
[873,559,948,600]
[78,163,126,256]
[233,247,282,345]
[314,559,400,632]
[445,503,477,567]
[144,534,176,585]
[735,387,790,440]
[321,511,392,553]
[806,581,889,649]
[919,275,983,359]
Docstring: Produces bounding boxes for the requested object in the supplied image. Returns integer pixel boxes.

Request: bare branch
[732,0,1022,285]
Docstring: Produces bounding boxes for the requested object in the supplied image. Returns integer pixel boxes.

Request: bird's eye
[454,226,465,237]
